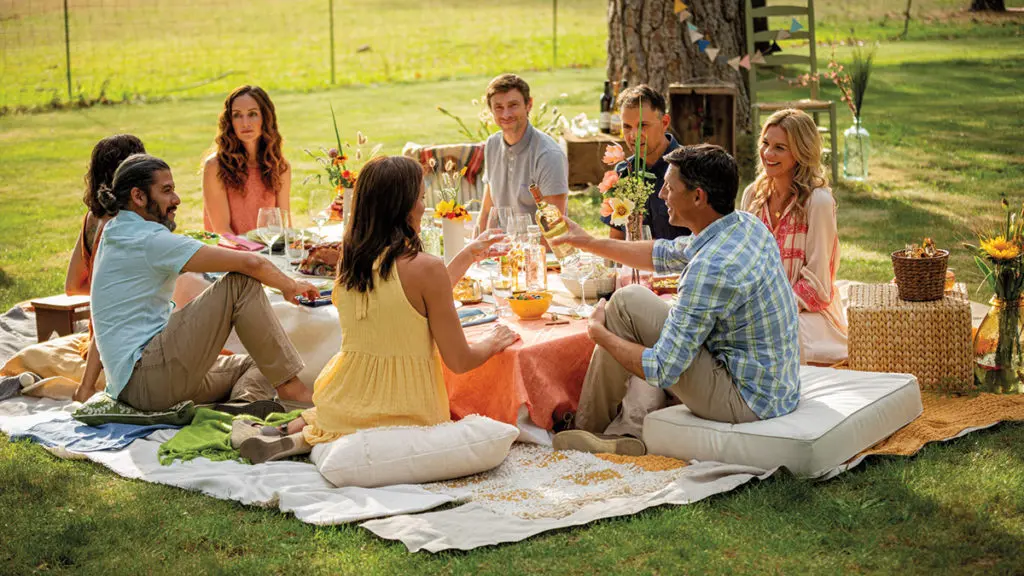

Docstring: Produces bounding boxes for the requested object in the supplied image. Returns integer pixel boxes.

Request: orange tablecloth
[443,314,595,430]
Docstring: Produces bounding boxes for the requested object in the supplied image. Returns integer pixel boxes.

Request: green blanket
[157,408,303,465]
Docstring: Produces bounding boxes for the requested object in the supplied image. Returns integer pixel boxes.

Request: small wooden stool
[29,294,91,342]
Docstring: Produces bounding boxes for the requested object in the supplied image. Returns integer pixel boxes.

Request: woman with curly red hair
[203,85,292,235]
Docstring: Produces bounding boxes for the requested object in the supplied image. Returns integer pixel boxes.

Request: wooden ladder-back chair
[744,0,839,184]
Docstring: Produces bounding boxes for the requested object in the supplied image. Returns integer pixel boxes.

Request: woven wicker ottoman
[847,283,972,390]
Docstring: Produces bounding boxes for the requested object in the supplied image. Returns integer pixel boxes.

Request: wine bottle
[609,80,623,136]
[530,184,579,261]
[599,81,612,134]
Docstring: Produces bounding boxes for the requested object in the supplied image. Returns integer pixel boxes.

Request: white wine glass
[575,253,597,317]
[487,207,514,257]
[256,207,283,255]
[308,189,331,240]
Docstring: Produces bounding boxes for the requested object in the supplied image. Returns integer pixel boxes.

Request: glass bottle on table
[599,80,613,134]
[529,183,579,263]
[524,224,548,291]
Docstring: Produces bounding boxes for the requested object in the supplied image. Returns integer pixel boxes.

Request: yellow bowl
[506,291,553,320]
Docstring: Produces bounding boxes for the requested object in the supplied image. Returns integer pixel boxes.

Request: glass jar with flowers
[598,97,657,284]
[304,103,381,228]
[967,198,1024,394]
[826,43,875,181]
[431,158,472,263]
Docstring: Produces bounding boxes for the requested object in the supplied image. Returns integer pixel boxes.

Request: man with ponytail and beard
[89,153,318,415]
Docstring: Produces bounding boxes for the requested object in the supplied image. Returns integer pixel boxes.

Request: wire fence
[0,0,606,112]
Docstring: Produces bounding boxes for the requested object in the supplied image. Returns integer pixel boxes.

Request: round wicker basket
[891,249,949,302]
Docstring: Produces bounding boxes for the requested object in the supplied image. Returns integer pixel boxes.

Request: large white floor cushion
[310,414,519,488]
[642,366,923,478]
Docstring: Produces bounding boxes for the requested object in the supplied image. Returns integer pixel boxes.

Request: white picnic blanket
[0,396,773,552]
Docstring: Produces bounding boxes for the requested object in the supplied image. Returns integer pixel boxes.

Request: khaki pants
[120,273,304,411]
[576,285,759,433]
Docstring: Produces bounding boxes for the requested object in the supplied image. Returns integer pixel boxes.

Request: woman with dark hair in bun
[65,134,147,296]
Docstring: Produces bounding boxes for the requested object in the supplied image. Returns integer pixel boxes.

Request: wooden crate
[560,132,625,189]
[847,283,972,390]
[667,83,737,157]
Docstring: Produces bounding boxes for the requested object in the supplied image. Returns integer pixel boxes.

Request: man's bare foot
[276,377,313,403]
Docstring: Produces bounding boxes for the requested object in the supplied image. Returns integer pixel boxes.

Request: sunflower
[980,235,1021,262]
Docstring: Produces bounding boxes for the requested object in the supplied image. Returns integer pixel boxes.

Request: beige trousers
[576,285,759,434]
[120,273,304,411]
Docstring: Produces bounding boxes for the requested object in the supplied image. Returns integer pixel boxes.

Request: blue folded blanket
[11,415,178,452]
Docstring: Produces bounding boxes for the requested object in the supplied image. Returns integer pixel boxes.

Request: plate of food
[651,275,679,295]
[296,241,343,277]
[181,230,220,246]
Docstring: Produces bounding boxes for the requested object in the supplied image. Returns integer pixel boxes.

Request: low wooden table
[30,294,91,342]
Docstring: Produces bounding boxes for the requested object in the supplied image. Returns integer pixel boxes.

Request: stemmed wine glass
[575,253,597,317]
[308,189,331,240]
[486,207,514,255]
[256,207,283,256]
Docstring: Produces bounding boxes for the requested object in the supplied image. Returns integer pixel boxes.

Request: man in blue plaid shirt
[552,144,800,456]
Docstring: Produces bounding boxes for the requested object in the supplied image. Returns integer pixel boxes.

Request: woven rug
[859,391,1024,457]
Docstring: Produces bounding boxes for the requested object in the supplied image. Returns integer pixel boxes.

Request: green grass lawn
[1,6,1024,574]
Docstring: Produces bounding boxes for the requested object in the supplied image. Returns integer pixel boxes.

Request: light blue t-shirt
[91,211,203,399]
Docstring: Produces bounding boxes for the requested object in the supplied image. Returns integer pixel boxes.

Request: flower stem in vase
[625,213,644,285]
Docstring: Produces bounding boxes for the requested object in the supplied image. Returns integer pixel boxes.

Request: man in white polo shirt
[84,153,319,414]
[477,74,569,234]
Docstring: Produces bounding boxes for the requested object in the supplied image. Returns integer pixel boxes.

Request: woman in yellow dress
[238,155,519,463]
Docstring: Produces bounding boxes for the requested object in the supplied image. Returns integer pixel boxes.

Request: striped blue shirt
[641,210,800,419]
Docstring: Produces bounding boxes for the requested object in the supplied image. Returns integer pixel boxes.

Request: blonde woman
[741,109,847,364]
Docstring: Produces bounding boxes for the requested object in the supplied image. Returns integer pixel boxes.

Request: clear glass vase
[973,297,1024,394]
[843,117,870,181]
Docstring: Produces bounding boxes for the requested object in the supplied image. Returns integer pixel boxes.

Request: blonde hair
[748,109,828,219]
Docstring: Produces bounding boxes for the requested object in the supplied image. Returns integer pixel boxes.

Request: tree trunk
[607,0,751,131]
[970,0,1006,11]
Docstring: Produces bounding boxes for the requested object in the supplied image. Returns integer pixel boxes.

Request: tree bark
[607,0,751,130]
[970,0,1006,11]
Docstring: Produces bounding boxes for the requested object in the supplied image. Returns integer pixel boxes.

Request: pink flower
[602,144,626,166]
[600,197,614,217]
[598,170,620,194]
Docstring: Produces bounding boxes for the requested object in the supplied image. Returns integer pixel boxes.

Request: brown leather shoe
[552,430,646,456]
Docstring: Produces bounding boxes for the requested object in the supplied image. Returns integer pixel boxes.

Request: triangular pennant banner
[677,9,690,21]
[727,56,741,70]
[686,28,703,44]
[751,50,766,64]
[790,18,803,32]
[686,21,699,32]
[705,46,720,61]
[697,39,711,53]
[673,0,687,14]
[776,29,791,40]
[739,54,751,69]
[769,41,782,54]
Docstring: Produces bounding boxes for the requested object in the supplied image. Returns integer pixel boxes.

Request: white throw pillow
[310,414,519,488]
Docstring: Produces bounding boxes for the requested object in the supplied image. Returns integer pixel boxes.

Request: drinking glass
[308,189,331,240]
[285,226,307,261]
[514,214,532,242]
[486,207,514,257]
[256,207,283,255]
[575,253,597,317]
[489,270,513,317]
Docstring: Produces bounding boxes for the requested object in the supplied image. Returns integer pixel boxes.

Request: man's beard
[146,196,176,231]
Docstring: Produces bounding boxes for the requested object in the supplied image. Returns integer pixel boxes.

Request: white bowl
[560,273,617,302]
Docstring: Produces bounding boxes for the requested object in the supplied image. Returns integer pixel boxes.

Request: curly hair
[748,109,829,220]
[213,85,287,196]
[83,134,146,217]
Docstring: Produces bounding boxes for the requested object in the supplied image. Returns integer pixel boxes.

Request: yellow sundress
[301,263,450,445]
